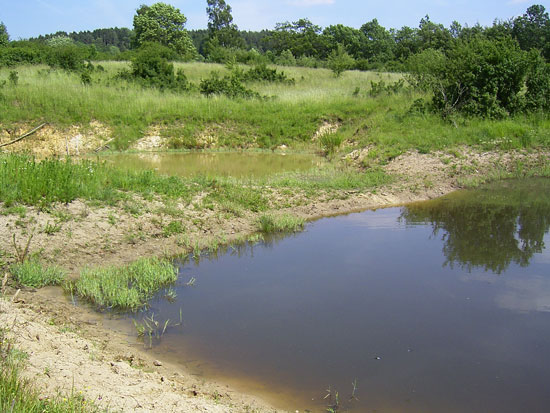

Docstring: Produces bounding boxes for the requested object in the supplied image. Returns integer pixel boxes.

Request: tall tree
[206,0,243,48]
[0,22,9,47]
[133,2,196,59]
[360,19,395,62]
[512,4,550,60]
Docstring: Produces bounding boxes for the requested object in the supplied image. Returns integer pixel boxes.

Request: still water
[135,179,550,412]
[98,152,322,178]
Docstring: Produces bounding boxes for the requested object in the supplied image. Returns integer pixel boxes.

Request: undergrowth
[10,258,66,288]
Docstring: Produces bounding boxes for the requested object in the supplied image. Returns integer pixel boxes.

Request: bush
[242,63,294,84]
[199,70,258,98]
[127,42,190,91]
[409,35,545,118]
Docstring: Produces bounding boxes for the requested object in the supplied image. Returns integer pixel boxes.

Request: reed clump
[257,213,305,234]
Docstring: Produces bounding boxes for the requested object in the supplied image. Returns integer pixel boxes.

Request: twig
[94,139,114,153]
[0,123,47,148]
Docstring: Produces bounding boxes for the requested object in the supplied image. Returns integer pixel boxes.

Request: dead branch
[0,123,47,149]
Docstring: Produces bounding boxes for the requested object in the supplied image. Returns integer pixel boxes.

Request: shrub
[199,70,258,98]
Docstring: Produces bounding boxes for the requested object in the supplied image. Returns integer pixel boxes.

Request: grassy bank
[1,62,549,158]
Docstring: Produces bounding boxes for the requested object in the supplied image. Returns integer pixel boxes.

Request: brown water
[126,179,550,412]
[96,152,322,178]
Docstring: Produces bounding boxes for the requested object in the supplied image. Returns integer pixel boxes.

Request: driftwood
[0,123,47,148]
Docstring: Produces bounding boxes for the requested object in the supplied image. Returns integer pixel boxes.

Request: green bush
[199,70,258,98]
[409,35,548,118]
[126,42,190,91]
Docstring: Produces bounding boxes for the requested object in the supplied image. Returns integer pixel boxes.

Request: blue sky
[0,0,538,40]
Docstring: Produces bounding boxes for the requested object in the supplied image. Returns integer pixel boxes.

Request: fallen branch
[94,138,114,153]
[0,123,47,148]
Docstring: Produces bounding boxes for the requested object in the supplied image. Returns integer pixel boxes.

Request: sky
[0,0,539,40]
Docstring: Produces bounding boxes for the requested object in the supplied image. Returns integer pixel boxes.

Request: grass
[1,62,548,155]
[257,213,305,234]
[10,258,66,288]
[72,257,177,311]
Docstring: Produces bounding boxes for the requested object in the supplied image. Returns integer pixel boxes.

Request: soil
[1,140,549,412]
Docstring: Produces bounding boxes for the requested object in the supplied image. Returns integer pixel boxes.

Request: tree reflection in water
[401,179,550,274]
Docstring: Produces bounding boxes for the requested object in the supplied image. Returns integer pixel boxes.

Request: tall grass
[1,63,548,154]
[72,257,177,311]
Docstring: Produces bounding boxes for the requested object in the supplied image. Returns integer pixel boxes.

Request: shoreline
[1,147,549,412]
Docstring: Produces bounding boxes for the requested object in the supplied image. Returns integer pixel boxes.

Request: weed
[162,220,185,237]
[10,258,66,288]
[42,221,62,235]
[11,232,34,264]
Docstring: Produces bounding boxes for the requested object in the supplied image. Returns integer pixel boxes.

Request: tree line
[1,2,549,116]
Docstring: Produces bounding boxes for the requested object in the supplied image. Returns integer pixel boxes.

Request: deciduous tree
[133,3,196,60]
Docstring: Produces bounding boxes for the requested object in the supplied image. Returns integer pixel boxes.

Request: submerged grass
[10,258,66,288]
[72,257,177,311]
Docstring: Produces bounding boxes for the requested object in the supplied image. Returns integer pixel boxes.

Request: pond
[96,152,323,178]
[131,179,550,412]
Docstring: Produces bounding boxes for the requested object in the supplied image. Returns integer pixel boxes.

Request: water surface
[133,179,550,412]
[98,152,322,178]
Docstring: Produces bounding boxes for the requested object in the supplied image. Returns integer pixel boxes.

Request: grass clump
[72,257,177,311]
[257,213,305,234]
[10,258,66,288]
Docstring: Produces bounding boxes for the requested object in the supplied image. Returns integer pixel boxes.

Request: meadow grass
[10,258,66,288]
[257,213,305,233]
[72,257,177,311]
[1,62,548,155]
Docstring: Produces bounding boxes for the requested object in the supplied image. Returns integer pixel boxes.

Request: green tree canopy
[512,4,550,60]
[0,22,9,47]
[133,2,196,60]
[206,0,244,49]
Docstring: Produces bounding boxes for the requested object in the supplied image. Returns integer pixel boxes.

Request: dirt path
[0,146,548,412]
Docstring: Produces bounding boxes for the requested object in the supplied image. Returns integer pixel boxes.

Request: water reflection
[97,151,323,178]
[401,179,550,273]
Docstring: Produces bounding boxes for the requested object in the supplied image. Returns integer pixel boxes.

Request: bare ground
[1,145,549,412]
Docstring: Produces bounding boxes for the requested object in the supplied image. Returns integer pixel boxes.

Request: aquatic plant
[257,213,305,234]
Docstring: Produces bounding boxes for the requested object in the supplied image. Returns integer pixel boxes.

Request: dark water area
[97,152,322,178]
[134,179,550,412]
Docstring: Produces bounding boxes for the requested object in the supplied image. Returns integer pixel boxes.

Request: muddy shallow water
[119,179,550,412]
[96,152,323,178]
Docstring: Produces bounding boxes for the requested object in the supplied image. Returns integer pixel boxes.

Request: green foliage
[512,4,550,60]
[46,43,87,71]
[206,0,244,49]
[257,213,305,233]
[328,44,355,77]
[275,49,296,66]
[126,42,190,91]
[8,70,18,86]
[411,35,537,117]
[73,257,178,311]
[320,132,344,156]
[199,70,258,98]
[133,2,196,60]
[369,79,405,97]
[0,22,8,47]
[10,258,66,288]
[0,154,200,208]
[525,52,550,111]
